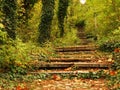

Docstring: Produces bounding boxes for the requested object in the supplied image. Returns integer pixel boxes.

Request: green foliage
[0,73,48,89]
[108,49,120,89]
[114,53,120,61]
[107,70,120,90]
[17,0,42,42]
[57,0,69,37]
[98,40,120,52]
[0,29,7,44]
[18,0,38,24]
[38,0,55,43]
[98,27,120,52]
[0,29,55,73]
[71,0,120,42]
[1,0,17,39]
[0,37,31,72]
[57,70,108,79]
[112,61,120,70]
[112,48,120,70]
[75,20,85,28]
[16,0,40,42]
[0,31,34,72]
[77,70,107,79]
[53,28,81,47]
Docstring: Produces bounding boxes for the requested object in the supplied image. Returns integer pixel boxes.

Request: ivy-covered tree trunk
[57,0,69,37]
[16,0,38,42]
[22,0,31,24]
[38,0,55,44]
[22,0,38,24]
[2,0,17,40]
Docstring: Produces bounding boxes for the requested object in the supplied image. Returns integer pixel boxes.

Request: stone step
[56,45,97,52]
[36,62,112,68]
[77,35,87,39]
[29,69,109,74]
[49,57,93,62]
[56,45,97,49]
[77,34,86,38]
[53,54,94,58]
[29,70,90,74]
[74,62,112,68]
[57,51,95,55]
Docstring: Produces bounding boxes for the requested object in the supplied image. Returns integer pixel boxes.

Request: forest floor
[25,78,108,90]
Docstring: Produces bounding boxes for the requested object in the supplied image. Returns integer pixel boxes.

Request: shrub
[98,39,120,52]
[98,27,120,52]
[0,34,32,73]
[0,30,54,73]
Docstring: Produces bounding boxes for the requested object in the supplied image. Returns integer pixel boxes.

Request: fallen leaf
[52,74,61,81]
[16,85,22,90]
[114,48,120,53]
[109,71,116,76]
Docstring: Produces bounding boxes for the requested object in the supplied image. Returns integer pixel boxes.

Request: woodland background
[0,0,120,89]
[0,0,120,80]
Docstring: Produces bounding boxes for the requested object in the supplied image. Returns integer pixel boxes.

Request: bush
[98,40,120,52]
[112,48,120,70]
[53,28,81,47]
[98,27,120,52]
[108,49,120,90]
[0,33,32,73]
[0,30,54,73]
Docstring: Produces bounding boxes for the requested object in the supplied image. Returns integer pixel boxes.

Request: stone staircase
[32,30,113,74]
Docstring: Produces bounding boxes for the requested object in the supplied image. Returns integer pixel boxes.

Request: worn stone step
[77,35,87,39]
[29,70,90,74]
[56,45,97,52]
[56,49,95,52]
[56,45,97,49]
[74,62,112,68]
[78,34,86,38]
[57,51,96,55]
[36,62,112,68]
[49,57,93,62]
[57,51,95,55]
[29,69,108,74]
[53,54,94,58]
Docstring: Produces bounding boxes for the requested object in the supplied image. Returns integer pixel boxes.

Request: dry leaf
[52,74,61,81]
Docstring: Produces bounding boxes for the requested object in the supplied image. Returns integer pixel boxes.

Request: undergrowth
[53,28,81,47]
[97,28,120,52]
[0,30,54,73]
[94,27,120,89]
[107,47,120,89]
[0,70,109,89]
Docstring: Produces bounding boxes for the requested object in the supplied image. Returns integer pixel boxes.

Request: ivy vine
[2,0,17,40]
[38,0,55,44]
[57,0,69,37]
[21,0,38,24]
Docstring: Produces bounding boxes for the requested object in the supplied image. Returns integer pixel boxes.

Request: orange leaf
[52,74,61,81]
[110,71,116,76]
[114,48,120,53]
[21,87,29,90]
[16,85,22,90]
